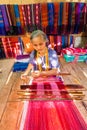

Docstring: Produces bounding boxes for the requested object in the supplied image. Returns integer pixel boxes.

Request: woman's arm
[21,63,33,79]
[31,68,59,78]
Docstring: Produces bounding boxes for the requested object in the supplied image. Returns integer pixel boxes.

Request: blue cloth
[12,62,29,72]
[29,48,60,70]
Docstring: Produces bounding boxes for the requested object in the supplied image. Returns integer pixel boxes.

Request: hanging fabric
[18,5,25,34]
[56,36,62,55]
[54,3,59,34]
[83,3,87,32]
[0,8,6,35]
[68,3,72,33]
[21,5,27,32]
[62,36,67,48]
[62,3,69,34]
[33,3,41,30]
[47,3,54,34]
[14,5,22,34]
[70,3,75,34]
[74,3,80,33]
[7,5,18,35]
[41,3,48,33]
[58,2,63,35]
[0,5,10,34]
[78,3,85,33]
[49,35,55,49]
[26,4,33,32]
[0,39,6,58]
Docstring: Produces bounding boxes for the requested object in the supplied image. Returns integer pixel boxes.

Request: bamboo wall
[0,0,87,4]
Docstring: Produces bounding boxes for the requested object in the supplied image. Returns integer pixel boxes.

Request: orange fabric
[41,3,48,29]
[49,35,55,49]
[19,5,25,29]
[54,3,59,28]
[22,35,34,53]
[62,3,68,25]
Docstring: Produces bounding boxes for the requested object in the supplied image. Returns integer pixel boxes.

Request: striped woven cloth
[19,77,87,130]
[0,8,6,35]
[0,5,10,33]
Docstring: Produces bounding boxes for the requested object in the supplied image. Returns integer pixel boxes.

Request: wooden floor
[0,57,87,130]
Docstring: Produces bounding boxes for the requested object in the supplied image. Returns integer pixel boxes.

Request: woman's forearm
[40,69,58,76]
[24,64,33,75]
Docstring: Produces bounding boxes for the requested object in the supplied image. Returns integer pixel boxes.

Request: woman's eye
[33,44,37,47]
[39,43,43,46]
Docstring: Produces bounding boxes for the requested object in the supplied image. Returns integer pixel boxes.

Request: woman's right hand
[21,73,29,85]
[21,73,28,80]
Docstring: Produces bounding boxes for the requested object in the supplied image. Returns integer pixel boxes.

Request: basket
[64,54,87,62]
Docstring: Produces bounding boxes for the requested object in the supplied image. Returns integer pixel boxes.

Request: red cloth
[19,77,87,130]
[62,47,87,56]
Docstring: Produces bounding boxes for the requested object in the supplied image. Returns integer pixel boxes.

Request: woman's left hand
[31,71,41,78]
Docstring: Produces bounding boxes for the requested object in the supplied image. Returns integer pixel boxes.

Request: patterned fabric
[41,3,48,33]
[2,37,22,58]
[5,5,12,26]
[19,77,87,130]
[62,3,68,34]
[12,54,30,72]
[49,35,55,49]
[56,36,62,55]
[26,5,32,25]
[0,8,6,35]
[62,47,87,55]
[29,48,60,70]
[21,35,34,53]
[33,4,41,30]
[12,62,29,72]
[18,5,25,33]
[8,5,16,26]
[14,5,22,34]
[62,36,67,48]
[47,3,54,33]
[0,39,6,58]
[21,5,27,27]
[0,5,10,32]
[58,2,63,35]
[71,3,75,34]
[54,3,59,34]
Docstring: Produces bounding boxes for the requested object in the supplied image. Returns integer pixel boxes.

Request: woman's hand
[21,73,28,80]
[31,71,41,78]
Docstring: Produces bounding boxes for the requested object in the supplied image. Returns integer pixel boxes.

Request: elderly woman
[21,30,60,79]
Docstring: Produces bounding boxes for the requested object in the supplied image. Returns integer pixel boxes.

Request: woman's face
[31,36,46,54]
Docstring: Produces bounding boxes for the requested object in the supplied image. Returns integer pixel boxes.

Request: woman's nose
[37,45,41,50]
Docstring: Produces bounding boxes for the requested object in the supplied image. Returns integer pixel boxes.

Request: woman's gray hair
[30,30,49,42]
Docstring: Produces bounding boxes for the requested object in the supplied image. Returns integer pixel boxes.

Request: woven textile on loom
[19,77,87,130]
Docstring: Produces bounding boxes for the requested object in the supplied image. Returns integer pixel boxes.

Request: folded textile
[62,47,87,56]
[12,62,29,72]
